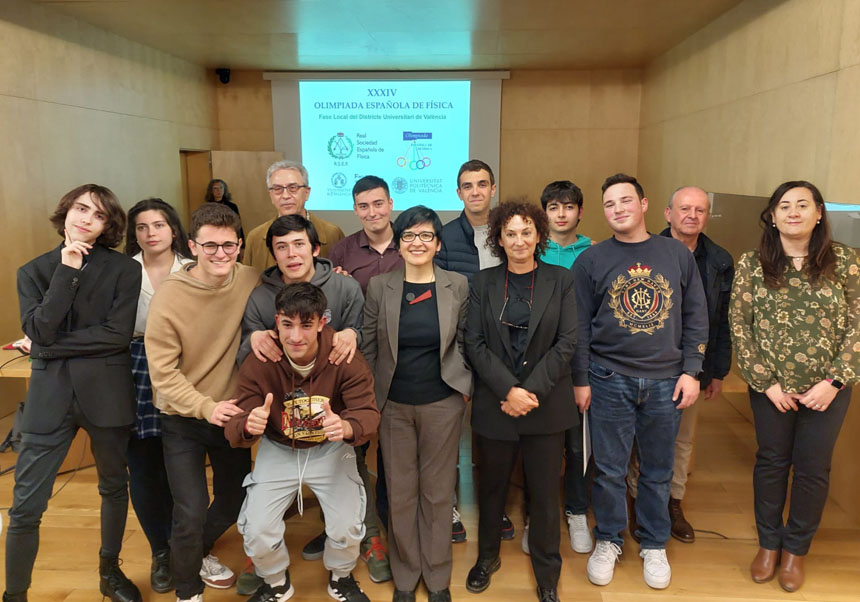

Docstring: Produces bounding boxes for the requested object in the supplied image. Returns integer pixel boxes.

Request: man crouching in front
[225,282,379,602]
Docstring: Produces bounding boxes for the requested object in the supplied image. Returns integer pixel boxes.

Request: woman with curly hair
[464,201,578,602]
[730,180,859,592]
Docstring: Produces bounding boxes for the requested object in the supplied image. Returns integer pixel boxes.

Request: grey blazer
[360,265,472,410]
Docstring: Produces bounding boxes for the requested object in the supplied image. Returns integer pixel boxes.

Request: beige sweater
[145,263,260,420]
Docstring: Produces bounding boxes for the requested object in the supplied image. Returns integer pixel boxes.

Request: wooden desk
[0,347,94,473]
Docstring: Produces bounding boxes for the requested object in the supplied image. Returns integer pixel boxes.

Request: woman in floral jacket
[730,180,859,593]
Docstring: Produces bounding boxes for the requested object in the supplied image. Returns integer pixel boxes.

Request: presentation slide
[299,80,471,211]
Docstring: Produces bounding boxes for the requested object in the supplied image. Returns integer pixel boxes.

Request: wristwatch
[826,377,845,390]
[683,370,699,378]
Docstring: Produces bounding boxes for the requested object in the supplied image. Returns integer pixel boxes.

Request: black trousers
[476,432,564,589]
[128,435,173,554]
[161,414,251,599]
[750,386,851,555]
[5,400,131,594]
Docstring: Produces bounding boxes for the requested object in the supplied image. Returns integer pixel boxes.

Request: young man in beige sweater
[145,203,260,602]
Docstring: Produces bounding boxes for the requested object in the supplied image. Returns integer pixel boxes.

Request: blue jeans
[588,361,681,549]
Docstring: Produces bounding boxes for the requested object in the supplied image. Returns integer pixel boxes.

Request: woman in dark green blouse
[730,180,859,593]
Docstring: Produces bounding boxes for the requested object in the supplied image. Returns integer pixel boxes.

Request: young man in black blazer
[5,185,142,602]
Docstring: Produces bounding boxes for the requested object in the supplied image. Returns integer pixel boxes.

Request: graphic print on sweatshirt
[608,262,674,335]
[280,386,330,443]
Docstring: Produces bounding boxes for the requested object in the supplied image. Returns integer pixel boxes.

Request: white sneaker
[567,512,593,553]
[587,540,622,586]
[177,595,203,602]
[521,519,530,555]
[199,553,236,589]
[640,548,671,589]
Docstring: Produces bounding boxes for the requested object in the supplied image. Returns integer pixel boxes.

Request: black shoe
[669,497,695,543]
[392,589,415,602]
[537,586,560,601]
[302,530,326,561]
[428,588,452,602]
[248,570,295,602]
[3,592,27,602]
[150,549,173,593]
[99,556,142,602]
[500,514,515,540]
[328,572,369,602]
[466,557,501,593]
[452,506,467,543]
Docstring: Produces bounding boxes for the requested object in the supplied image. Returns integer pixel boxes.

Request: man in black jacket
[436,159,501,280]
[5,185,142,602]
[626,186,734,543]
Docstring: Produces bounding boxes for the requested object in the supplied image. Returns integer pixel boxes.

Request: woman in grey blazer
[361,206,471,602]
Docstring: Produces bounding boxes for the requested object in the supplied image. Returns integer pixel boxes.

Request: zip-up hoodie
[146,262,260,421]
[238,257,364,365]
[540,234,592,270]
[225,325,379,449]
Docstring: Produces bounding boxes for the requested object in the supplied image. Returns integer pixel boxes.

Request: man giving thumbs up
[226,283,379,602]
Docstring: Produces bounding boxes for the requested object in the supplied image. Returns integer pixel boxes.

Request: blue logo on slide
[331,172,347,188]
[403,131,432,140]
[393,177,408,194]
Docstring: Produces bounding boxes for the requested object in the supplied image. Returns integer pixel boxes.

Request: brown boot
[778,552,804,592]
[668,498,695,543]
[750,547,779,583]
[627,489,640,543]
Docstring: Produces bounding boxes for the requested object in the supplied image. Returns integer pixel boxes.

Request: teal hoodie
[540,234,592,269]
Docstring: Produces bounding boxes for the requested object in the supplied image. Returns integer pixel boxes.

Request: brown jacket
[225,325,379,449]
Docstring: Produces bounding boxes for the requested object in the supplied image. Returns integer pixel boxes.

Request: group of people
[3,156,857,602]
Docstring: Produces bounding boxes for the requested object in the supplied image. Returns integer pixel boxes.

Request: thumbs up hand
[321,400,353,442]
[245,393,274,436]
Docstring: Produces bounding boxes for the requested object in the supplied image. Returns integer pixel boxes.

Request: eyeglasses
[499,267,535,330]
[401,231,436,242]
[268,184,308,195]
[194,240,240,255]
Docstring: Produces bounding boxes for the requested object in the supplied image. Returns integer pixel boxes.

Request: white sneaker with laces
[587,540,622,586]
[640,548,671,589]
[177,595,203,602]
[521,519,530,555]
[200,553,236,589]
[567,512,593,553]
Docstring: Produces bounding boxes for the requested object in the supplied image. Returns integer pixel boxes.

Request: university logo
[608,263,674,334]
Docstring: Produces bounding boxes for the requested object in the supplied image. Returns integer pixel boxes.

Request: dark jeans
[476,432,564,589]
[128,435,173,554]
[5,400,131,594]
[161,414,251,599]
[588,361,681,549]
[750,386,851,555]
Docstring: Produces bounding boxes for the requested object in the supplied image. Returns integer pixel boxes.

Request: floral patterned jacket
[729,244,860,393]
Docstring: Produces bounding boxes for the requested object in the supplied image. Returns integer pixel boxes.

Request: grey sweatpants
[237,437,367,581]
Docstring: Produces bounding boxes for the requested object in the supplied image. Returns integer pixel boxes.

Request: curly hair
[49,184,126,248]
[486,199,549,261]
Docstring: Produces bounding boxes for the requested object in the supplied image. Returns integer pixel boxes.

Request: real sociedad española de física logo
[328,133,354,159]
[608,263,674,334]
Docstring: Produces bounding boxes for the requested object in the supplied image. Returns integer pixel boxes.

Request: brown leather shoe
[627,489,641,543]
[750,547,779,583]
[778,552,804,592]
[668,498,695,543]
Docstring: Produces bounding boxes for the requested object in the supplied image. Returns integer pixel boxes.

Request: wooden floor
[1,394,859,601]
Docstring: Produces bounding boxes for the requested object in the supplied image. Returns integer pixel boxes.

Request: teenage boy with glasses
[145,203,260,602]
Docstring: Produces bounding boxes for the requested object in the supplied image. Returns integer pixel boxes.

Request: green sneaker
[360,536,392,583]
[236,557,264,596]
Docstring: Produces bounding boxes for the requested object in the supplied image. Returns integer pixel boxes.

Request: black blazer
[17,243,141,433]
[465,261,579,441]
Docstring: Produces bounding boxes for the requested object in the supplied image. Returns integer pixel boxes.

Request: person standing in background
[124,198,194,594]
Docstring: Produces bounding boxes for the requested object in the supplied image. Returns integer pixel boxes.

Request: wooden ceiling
[29,0,745,71]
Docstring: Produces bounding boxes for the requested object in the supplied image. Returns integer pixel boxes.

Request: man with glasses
[243,160,344,272]
[146,203,261,602]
